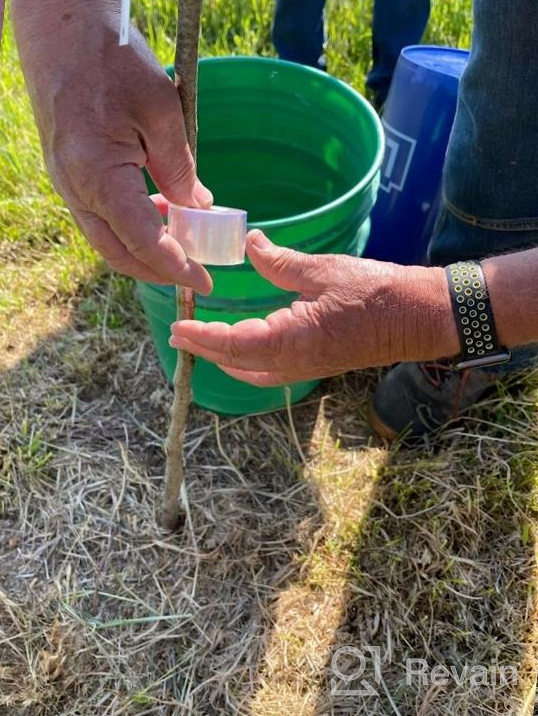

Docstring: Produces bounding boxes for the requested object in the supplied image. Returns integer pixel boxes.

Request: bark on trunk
[162,0,203,531]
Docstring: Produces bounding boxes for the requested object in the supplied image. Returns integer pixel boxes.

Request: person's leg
[428,0,538,374]
[272,0,327,69]
[367,0,431,107]
[429,0,538,263]
[372,0,538,438]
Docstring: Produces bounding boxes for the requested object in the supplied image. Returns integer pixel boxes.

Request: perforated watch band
[445,261,511,371]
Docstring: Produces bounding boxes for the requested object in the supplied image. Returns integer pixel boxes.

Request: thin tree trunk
[162,0,203,530]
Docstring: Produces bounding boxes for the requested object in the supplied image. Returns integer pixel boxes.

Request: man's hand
[170,231,460,385]
[12,0,213,292]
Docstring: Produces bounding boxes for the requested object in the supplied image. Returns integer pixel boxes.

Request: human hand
[12,0,213,292]
[170,231,459,385]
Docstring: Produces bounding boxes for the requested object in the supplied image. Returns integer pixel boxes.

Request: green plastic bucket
[137,56,384,415]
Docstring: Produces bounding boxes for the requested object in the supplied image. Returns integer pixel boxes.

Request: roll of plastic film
[168,204,247,266]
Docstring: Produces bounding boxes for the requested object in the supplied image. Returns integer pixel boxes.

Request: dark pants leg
[272,0,327,69]
[367,0,431,106]
[273,0,430,96]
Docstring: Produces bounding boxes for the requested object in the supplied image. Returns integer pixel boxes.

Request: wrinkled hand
[170,231,458,385]
[12,0,212,292]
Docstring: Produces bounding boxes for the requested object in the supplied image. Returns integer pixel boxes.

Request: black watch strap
[445,260,511,371]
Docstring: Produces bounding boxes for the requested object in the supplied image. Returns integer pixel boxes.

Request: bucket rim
[399,44,470,79]
[178,55,385,230]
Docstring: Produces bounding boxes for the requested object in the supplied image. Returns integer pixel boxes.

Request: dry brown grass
[1,261,538,716]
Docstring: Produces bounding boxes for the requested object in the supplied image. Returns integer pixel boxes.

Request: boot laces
[419,360,452,388]
[419,361,472,419]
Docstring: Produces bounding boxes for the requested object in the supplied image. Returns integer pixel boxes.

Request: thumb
[144,106,213,210]
[247,230,326,293]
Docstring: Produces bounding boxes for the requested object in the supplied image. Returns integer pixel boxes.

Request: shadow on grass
[306,375,538,716]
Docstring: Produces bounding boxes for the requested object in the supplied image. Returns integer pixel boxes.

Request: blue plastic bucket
[364,45,470,265]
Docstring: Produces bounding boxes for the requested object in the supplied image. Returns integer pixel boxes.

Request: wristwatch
[445,260,512,371]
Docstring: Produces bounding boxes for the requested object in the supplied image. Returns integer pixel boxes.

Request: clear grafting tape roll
[168,205,247,266]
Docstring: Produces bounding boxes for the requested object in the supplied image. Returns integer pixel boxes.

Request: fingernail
[248,230,271,250]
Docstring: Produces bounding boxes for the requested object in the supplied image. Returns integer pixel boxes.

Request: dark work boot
[369,361,500,440]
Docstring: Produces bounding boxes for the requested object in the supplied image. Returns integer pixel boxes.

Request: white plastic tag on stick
[0,0,5,53]
[119,0,131,46]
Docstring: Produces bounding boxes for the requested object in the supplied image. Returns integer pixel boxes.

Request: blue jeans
[272,0,431,105]
[428,0,538,373]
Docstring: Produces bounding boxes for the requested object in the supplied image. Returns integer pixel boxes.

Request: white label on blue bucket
[380,121,417,194]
